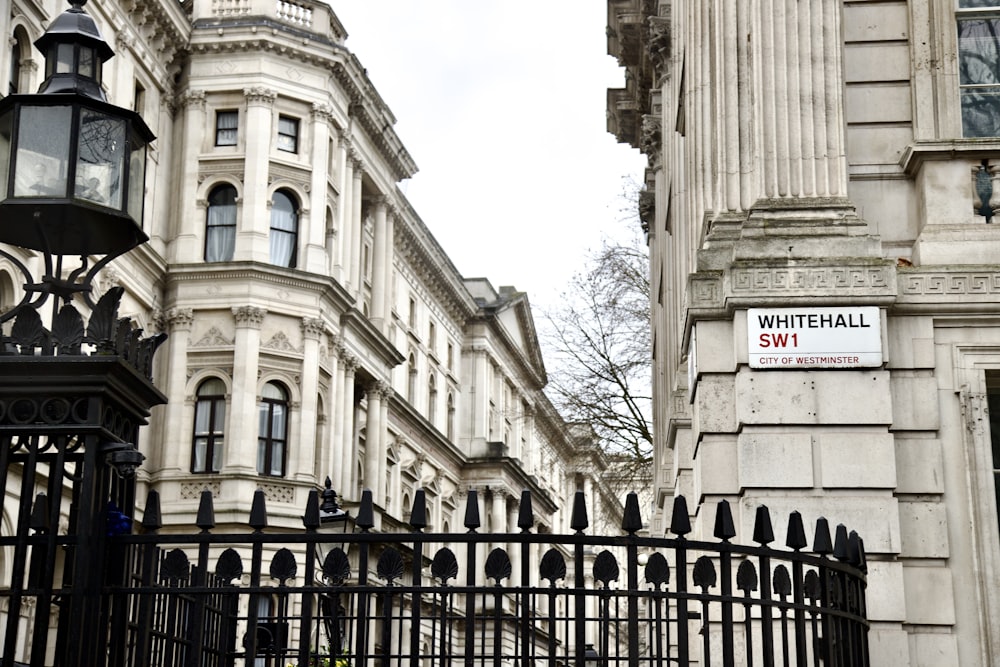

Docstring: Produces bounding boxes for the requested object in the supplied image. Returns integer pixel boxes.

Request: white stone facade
[609,0,1000,664]
[0,0,618,570]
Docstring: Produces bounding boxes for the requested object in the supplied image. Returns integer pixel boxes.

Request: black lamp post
[0,3,165,667]
[0,0,154,305]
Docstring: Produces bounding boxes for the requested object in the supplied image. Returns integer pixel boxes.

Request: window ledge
[900,140,1000,176]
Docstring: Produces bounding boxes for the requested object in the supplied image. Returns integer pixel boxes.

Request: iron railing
[1,484,869,667]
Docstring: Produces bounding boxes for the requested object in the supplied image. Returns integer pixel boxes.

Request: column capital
[167,308,195,331]
[243,86,277,106]
[366,379,393,401]
[178,89,206,110]
[232,305,266,328]
[301,317,326,340]
[311,102,335,122]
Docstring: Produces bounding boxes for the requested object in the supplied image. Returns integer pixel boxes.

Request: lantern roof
[35,1,114,63]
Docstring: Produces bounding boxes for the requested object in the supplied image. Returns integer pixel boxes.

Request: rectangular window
[277,115,299,152]
[986,371,1000,532]
[959,1,1000,137]
[133,81,146,115]
[216,110,238,146]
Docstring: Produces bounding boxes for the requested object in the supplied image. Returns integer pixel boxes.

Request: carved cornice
[897,269,1000,304]
[312,102,336,122]
[232,305,267,328]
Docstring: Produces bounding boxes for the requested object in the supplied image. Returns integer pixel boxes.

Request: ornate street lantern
[0,0,154,261]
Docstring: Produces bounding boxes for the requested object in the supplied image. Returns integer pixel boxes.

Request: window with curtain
[277,115,299,152]
[215,110,238,146]
[258,381,289,477]
[205,184,237,262]
[269,190,298,268]
[959,1,1000,136]
[192,378,226,473]
[271,190,299,269]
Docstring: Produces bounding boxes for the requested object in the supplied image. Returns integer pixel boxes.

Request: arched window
[407,353,417,402]
[192,378,226,473]
[257,382,289,476]
[9,27,28,95]
[270,190,298,268]
[205,184,237,262]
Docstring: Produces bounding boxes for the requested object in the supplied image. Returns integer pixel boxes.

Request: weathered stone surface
[894,438,945,494]
[886,316,935,370]
[735,370,892,425]
[899,501,950,558]
[889,373,940,431]
[903,565,957,625]
[695,435,738,497]
[818,431,897,488]
[737,432,813,489]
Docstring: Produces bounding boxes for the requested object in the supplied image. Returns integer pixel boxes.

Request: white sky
[333,2,645,306]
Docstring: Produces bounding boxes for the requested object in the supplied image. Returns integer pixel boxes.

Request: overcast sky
[333,2,645,306]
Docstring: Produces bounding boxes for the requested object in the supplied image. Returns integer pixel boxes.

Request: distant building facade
[608,0,1000,665]
[0,0,619,641]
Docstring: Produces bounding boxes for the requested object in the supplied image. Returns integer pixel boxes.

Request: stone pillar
[242,87,277,263]
[170,90,206,262]
[332,132,351,283]
[377,384,392,507]
[307,104,332,274]
[363,381,384,502]
[756,0,846,200]
[296,317,325,482]
[370,196,389,330]
[349,155,364,301]
[336,352,359,497]
[227,306,266,474]
[161,308,193,472]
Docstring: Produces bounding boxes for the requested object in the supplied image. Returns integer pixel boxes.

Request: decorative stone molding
[367,379,393,401]
[311,102,335,122]
[243,86,277,106]
[899,271,1000,299]
[647,15,671,81]
[192,325,234,347]
[262,331,300,353]
[167,308,195,331]
[730,266,893,295]
[638,190,655,234]
[116,31,135,51]
[259,483,295,504]
[232,306,266,328]
[641,114,661,168]
[301,317,325,339]
[178,89,206,110]
[180,481,221,500]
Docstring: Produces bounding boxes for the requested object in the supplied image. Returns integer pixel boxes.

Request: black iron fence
[1,483,869,667]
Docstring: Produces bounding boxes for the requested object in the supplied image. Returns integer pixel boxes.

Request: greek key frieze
[731,266,891,293]
[899,272,1000,297]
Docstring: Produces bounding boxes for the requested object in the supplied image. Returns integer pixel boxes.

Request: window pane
[961,0,1000,7]
[962,88,1000,137]
[270,441,284,476]
[193,438,207,472]
[216,111,238,146]
[194,400,212,433]
[206,186,237,262]
[212,438,224,471]
[14,105,71,197]
[959,19,1000,85]
[277,116,298,152]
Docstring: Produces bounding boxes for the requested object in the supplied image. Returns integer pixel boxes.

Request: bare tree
[541,208,652,473]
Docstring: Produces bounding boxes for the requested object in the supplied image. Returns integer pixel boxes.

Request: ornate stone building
[608,0,1000,664]
[0,0,617,580]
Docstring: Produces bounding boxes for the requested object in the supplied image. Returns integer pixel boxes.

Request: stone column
[296,317,325,483]
[161,308,193,472]
[349,155,364,302]
[363,381,384,502]
[336,351,359,497]
[332,132,351,283]
[377,384,392,506]
[370,196,389,330]
[170,90,206,263]
[307,104,333,274]
[242,87,277,263]
[227,306,266,474]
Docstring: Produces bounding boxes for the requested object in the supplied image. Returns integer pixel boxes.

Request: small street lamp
[0,0,154,304]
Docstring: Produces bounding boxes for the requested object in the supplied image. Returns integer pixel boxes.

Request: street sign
[747,306,882,369]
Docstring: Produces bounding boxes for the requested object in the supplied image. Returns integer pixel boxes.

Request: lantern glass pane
[126,140,146,222]
[55,43,74,74]
[0,109,11,198]
[14,105,71,198]
[75,109,125,210]
[78,47,94,79]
